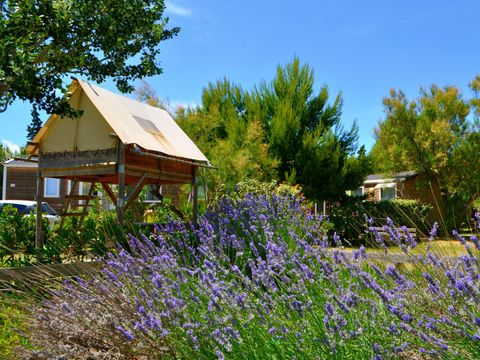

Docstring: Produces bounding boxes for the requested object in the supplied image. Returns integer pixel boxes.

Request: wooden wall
[400,175,445,224]
[5,167,70,212]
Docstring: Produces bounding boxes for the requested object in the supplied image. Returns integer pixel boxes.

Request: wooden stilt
[192,165,199,224]
[124,172,147,212]
[101,183,117,205]
[117,142,125,225]
[35,151,44,249]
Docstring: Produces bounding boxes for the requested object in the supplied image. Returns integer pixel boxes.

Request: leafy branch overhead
[0,0,179,116]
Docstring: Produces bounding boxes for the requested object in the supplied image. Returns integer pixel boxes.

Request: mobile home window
[351,187,364,197]
[44,178,60,198]
[380,186,396,200]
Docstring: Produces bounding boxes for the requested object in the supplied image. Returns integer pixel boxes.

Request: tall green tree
[372,79,479,227]
[0,0,179,117]
[26,105,42,140]
[256,58,371,201]
[177,59,371,201]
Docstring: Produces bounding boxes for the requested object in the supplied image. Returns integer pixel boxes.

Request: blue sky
[1,0,479,152]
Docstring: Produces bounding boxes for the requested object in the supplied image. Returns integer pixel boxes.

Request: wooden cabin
[27,78,210,247]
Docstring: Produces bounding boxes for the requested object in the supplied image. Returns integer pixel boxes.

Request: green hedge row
[328,198,433,244]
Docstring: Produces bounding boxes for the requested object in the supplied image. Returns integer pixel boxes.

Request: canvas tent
[27,78,210,247]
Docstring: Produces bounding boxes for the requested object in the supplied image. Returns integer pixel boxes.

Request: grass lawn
[343,239,468,257]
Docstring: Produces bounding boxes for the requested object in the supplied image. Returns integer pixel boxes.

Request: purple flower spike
[116,325,134,341]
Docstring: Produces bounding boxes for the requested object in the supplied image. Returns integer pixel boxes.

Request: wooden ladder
[59,179,96,229]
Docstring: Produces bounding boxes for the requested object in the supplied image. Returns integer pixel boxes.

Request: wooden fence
[0,261,101,284]
[0,251,461,286]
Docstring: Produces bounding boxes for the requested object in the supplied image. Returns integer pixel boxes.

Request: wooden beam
[117,142,126,225]
[124,172,148,212]
[35,154,44,249]
[192,165,199,224]
[40,165,116,178]
[40,148,117,169]
[125,167,192,183]
[101,183,117,205]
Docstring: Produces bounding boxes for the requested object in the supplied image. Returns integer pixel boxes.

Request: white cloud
[1,140,21,154]
[166,1,192,17]
[171,99,198,110]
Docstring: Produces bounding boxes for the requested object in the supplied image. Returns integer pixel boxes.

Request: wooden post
[117,142,125,225]
[35,150,44,249]
[192,165,199,224]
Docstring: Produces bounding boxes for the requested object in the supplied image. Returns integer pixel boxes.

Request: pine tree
[26,105,43,141]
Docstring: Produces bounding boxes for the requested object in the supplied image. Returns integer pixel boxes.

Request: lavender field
[8,194,480,359]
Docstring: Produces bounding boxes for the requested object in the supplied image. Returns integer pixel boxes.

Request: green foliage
[0,207,129,266]
[144,198,180,224]
[329,198,433,244]
[0,0,179,115]
[176,80,279,193]
[212,178,302,205]
[371,78,480,227]
[257,58,371,201]
[0,144,13,198]
[50,210,128,259]
[176,58,372,201]
[0,205,51,266]
[26,105,42,140]
[0,301,29,358]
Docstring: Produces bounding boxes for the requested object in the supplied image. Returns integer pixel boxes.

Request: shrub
[143,198,181,224]
[17,194,480,359]
[329,198,433,244]
[0,300,29,358]
[0,207,127,266]
[0,205,52,266]
[212,178,303,206]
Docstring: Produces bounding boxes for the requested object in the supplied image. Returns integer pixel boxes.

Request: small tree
[372,78,480,228]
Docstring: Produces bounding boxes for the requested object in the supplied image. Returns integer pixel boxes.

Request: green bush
[143,198,181,224]
[213,178,303,205]
[52,211,127,259]
[329,197,433,244]
[0,206,128,266]
[0,300,30,357]
[0,206,51,266]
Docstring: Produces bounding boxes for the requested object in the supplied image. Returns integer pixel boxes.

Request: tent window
[133,116,163,136]
[44,178,60,198]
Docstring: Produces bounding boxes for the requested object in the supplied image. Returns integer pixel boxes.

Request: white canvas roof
[28,79,209,164]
